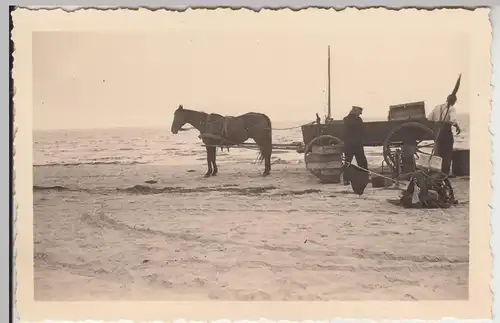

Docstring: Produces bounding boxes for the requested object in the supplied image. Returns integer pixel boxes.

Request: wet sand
[33,161,469,301]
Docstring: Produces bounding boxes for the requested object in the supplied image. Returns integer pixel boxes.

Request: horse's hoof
[204,173,211,178]
[211,172,218,177]
[262,171,270,177]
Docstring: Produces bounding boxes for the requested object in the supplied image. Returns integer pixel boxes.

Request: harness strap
[221,117,235,139]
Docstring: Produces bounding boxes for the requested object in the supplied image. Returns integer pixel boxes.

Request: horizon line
[33,112,471,132]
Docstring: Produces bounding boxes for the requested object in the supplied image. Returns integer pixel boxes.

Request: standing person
[427,94,461,175]
[343,106,368,185]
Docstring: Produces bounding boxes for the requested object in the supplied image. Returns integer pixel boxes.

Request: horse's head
[171,105,186,134]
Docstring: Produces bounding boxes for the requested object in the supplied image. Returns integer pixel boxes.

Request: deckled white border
[12,5,497,323]
[489,5,499,323]
[17,320,495,323]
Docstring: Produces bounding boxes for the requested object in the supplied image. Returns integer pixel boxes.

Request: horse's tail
[257,114,272,163]
[264,114,272,133]
[257,152,264,163]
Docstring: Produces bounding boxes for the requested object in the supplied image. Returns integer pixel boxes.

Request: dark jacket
[343,113,364,147]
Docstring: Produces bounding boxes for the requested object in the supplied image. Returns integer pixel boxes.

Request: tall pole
[327,45,331,119]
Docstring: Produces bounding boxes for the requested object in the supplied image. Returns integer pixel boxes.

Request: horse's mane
[182,108,205,113]
[180,108,225,120]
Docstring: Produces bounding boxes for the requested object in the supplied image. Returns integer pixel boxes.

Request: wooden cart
[297,45,439,183]
[301,101,439,182]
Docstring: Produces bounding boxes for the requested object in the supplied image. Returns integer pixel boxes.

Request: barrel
[452,149,470,176]
[305,145,343,184]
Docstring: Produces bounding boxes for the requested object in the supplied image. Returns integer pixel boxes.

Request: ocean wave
[33,160,147,167]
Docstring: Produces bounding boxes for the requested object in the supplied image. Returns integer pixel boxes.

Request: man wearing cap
[343,106,368,175]
[427,94,461,175]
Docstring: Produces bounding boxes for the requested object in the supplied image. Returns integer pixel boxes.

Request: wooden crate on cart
[388,101,426,121]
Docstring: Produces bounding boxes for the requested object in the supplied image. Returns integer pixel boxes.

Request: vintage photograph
[20,8,490,307]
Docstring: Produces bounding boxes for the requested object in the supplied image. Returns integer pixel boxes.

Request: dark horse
[170,105,273,177]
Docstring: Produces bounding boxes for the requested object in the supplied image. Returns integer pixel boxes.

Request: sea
[33,116,469,169]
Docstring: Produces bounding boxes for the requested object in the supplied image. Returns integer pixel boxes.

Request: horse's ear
[178,104,183,110]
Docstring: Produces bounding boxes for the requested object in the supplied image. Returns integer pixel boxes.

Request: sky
[32,9,489,130]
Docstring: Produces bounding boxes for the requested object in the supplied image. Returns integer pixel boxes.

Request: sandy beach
[33,125,470,301]
[26,21,481,302]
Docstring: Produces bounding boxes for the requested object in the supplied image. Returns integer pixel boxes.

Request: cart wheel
[383,122,435,174]
[304,135,344,175]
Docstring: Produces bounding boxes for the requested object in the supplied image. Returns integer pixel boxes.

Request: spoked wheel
[383,122,435,174]
[304,135,344,176]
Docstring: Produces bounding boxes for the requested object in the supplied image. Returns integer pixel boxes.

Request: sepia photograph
[13,7,492,320]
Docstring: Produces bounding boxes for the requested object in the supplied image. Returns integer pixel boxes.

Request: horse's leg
[211,147,218,176]
[253,135,272,176]
[263,144,272,176]
[204,146,213,177]
[264,131,273,176]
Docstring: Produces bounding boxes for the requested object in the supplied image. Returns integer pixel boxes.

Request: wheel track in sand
[81,204,469,268]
